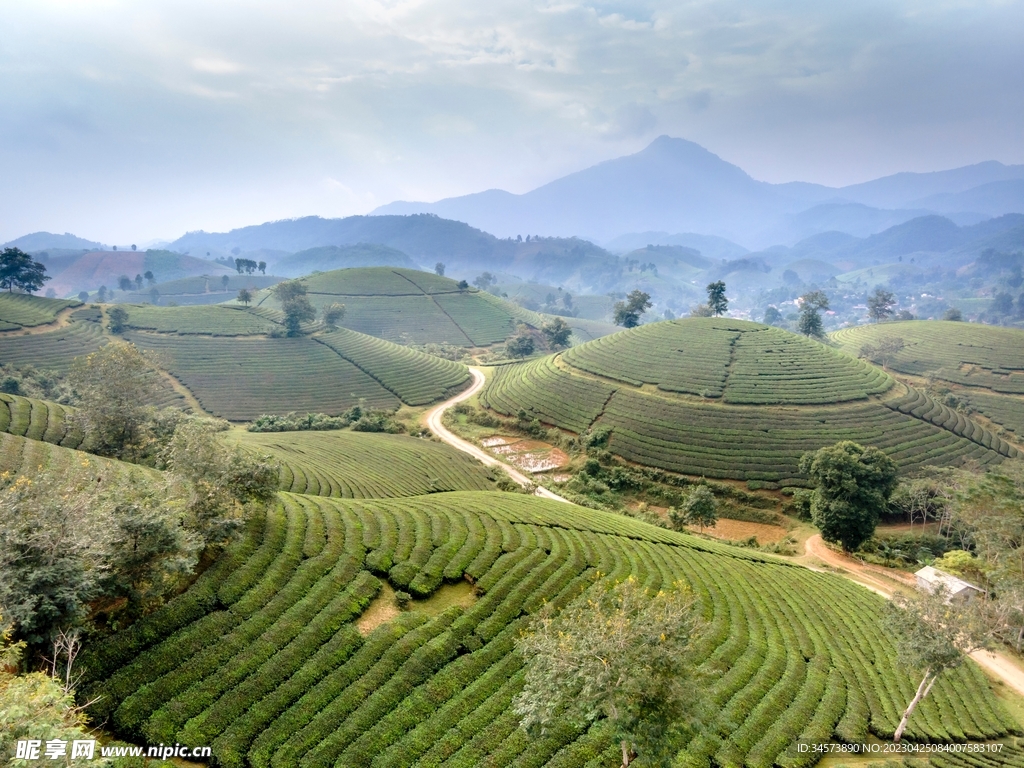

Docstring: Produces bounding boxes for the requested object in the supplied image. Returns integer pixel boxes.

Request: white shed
[914,566,984,603]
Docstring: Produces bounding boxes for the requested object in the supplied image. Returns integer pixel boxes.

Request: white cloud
[191,57,243,74]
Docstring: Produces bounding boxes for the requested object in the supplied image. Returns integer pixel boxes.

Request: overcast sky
[1,0,1022,244]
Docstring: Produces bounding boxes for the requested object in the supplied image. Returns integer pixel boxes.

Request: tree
[506,331,535,358]
[221,274,230,290]
[457,280,469,290]
[689,303,713,317]
[234,257,258,275]
[671,485,718,533]
[131,243,137,251]
[107,306,128,334]
[118,275,132,292]
[706,281,728,316]
[859,335,905,369]
[274,280,316,336]
[514,577,705,767]
[763,306,782,326]
[473,272,495,290]
[321,302,346,329]
[799,441,898,551]
[149,287,160,305]
[613,290,652,328]
[0,248,50,293]
[883,588,990,742]
[796,290,829,337]
[77,291,89,303]
[237,288,253,307]
[434,262,445,276]
[943,307,963,321]
[68,342,157,460]
[541,317,572,349]
[144,270,155,286]
[96,286,107,302]
[867,287,896,322]
[133,274,142,290]
[258,260,266,275]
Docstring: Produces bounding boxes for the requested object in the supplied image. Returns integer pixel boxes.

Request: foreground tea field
[482,319,1019,483]
[228,430,497,498]
[82,491,1016,768]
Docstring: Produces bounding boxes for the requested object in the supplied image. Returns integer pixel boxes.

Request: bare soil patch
[689,518,789,544]
[481,434,570,473]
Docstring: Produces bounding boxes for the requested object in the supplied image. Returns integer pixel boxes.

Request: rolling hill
[45,249,235,297]
[79,488,1017,767]
[0,293,80,330]
[112,274,283,306]
[272,243,419,277]
[831,320,1024,443]
[481,318,1018,484]
[255,267,618,347]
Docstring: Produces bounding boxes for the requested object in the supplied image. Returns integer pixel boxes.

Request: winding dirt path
[802,534,1024,697]
[422,367,570,504]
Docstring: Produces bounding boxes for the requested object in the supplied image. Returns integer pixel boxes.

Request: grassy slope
[228,430,497,497]
[482,319,1018,483]
[81,490,1016,768]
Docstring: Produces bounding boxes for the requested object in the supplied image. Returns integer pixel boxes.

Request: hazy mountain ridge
[373,136,1024,248]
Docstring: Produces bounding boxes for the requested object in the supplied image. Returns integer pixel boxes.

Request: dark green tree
[943,307,963,321]
[763,306,783,326]
[144,270,155,286]
[321,302,346,329]
[107,306,128,334]
[258,260,266,275]
[514,577,705,767]
[799,441,898,551]
[992,291,1014,316]
[457,280,469,290]
[221,274,230,290]
[118,275,132,292]
[274,280,316,336]
[706,281,728,316]
[77,291,89,303]
[506,331,535,358]
[867,287,896,322]
[613,290,652,328]
[797,290,829,337]
[237,288,253,307]
[97,286,108,302]
[134,274,143,290]
[434,262,445,276]
[0,248,50,293]
[149,287,160,305]
[541,317,572,349]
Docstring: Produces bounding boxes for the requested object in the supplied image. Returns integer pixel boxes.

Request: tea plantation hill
[0,355,1017,765]
[253,266,618,346]
[832,320,1024,440]
[79,486,1017,767]
[110,274,283,306]
[481,317,1020,485]
[120,312,474,421]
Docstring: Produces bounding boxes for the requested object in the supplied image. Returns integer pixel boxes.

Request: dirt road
[803,534,1024,697]
[422,367,570,504]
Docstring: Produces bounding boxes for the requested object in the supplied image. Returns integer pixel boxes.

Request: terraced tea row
[562,319,893,404]
[0,293,80,330]
[0,393,83,448]
[832,321,1024,394]
[482,321,1014,482]
[315,328,470,406]
[227,430,496,498]
[122,305,281,335]
[0,314,107,369]
[81,492,1015,768]
[0,430,154,486]
[125,333,401,421]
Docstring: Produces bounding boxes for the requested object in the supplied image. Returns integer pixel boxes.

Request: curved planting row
[481,356,614,434]
[932,745,1024,768]
[483,356,1005,481]
[600,389,1003,483]
[0,393,84,449]
[0,293,80,329]
[228,430,496,498]
[125,332,400,421]
[562,319,892,404]
[0,431,153,487]
[314,328,470,406]
[886,388,1021,458]
[0,317,107,370]
[832,321,1024,394]
[82,491,1015,768]
[122,305,281,336]
[966,391,1024,438]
